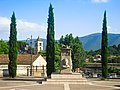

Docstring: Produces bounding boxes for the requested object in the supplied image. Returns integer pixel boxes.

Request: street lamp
[26,35,33,76]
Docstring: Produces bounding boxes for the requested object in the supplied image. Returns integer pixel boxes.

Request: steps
[51,73,82,78]
[42,73,89,84]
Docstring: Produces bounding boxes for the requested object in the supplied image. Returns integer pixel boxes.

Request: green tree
[59,35,64,45]
[27,46,34,54]
[0,40,9,54]
[118,44,120,50]
[59,34,86,71]
[8,12,18,78]
[54,42,60,72]
[118,44,120,54]
[17,41,27,54]
[69,33,74,48]
[64,34,69,46]
[72,37,86,71]
[46,4,55,77]
[87,55,94,63]
[39,50,46,57]
[59,34,74,47]
[101,11,108,79]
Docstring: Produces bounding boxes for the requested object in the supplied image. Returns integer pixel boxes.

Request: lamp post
[26,35,32,76]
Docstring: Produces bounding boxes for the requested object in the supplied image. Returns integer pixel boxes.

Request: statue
[62,58,70,68]
[60,45,72,74]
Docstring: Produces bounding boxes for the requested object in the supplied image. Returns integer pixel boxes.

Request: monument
[44,45,84,84]
[51,45,82,79]
[60,45,72,74]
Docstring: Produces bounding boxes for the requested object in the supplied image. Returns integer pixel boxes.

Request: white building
[33,55,46,67]
[0,54,46,77]
[34,36,43,54]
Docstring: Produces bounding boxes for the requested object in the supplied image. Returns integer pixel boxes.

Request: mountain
[20,33,120,51]
[80,33,120,51]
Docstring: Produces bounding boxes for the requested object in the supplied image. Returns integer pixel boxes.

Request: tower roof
[37,36,42,41]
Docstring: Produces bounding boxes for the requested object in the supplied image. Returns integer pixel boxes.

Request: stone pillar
[60,46,72,74]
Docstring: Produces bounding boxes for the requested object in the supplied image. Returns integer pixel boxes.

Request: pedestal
[60,68,72,74]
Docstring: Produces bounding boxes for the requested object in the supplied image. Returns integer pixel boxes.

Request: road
[0,78,120,90]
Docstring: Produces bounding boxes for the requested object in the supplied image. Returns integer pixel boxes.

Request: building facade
[0,54,46,77]
[34,36,43,54]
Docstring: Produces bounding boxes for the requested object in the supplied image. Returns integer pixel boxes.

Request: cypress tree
[8,12,18,78]
[101,11,108,79]
[46,4,55,77]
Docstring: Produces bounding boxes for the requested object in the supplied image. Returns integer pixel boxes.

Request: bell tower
[34,36,43,54]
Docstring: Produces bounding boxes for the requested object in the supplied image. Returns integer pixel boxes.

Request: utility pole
[26,35,32,76]
[30,35,32,76]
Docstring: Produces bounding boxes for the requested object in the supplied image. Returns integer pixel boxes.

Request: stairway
[42,73,89,84]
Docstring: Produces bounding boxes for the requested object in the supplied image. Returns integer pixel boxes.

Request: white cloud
[91,0,110,3]
[107,25,111,32]
[0,17,10,32]
[0,16,46,40]
[17,20,46,32]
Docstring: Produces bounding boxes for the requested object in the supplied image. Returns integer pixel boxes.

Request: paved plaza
[0,77,120,90]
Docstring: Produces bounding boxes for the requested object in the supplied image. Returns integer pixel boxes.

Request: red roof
[0,54,39,65]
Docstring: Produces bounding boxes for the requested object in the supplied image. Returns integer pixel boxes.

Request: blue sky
[0,0,119,40]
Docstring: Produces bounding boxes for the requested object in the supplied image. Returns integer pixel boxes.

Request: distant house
[85,54,101,63]
[32,55,47,76]
[0,54,46,77]
[33,55,46,67]
[94,54,101,61]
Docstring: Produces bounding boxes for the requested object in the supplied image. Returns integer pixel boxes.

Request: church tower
[34,36,43,54]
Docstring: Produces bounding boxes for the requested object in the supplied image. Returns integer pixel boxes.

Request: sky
[0,0,119,40]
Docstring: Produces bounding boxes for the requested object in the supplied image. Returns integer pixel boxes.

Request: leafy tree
[74,36,80,44]
[0,40,9,54]
[46,4,55,77]
[72,43,81,71]
[17,41,27,54]
[72,37,86,71]
[59,34,86,71]
[39,50,46,57]
[8,12,18,78]
[54,42,60,72]
[108,57,120,63]
[101,11,108,79]
[27,46,34,54]
[87,55,94,63]
[108,67,120,74]
[118,44,120,50]
[108,46,117,56]
[69,34,74,48]
[87,50,96,56]
[59,33,74,47]
[87,43,120,57]
[118,44,120,54]
[59,35,64,44]
[64,34,69,45]
[59,35,64,45]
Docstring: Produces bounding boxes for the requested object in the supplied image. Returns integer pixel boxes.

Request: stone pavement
[0,77,120,90]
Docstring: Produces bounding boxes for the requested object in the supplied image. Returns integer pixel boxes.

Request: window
[39,43,42,46]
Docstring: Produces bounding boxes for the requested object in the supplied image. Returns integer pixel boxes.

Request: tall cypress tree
[101,11,108,79]
[46,4,55,77]
[8,12,18,78]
